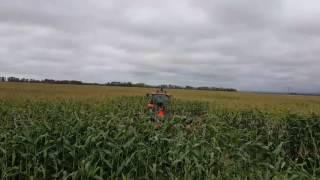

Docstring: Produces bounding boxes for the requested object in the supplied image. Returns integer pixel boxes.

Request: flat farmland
[1,82,320,114]
[1,82,320,179]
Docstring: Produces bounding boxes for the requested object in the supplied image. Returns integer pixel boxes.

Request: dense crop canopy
[1,97,320,179]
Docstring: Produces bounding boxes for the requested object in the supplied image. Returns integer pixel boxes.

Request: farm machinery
[146,88,172,120]
[145,88,209,129]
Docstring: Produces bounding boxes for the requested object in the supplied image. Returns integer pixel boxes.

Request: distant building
[135,83,145,87]
[110,82,121,86]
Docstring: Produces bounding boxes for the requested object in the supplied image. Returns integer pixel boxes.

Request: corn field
[1,96,320,179]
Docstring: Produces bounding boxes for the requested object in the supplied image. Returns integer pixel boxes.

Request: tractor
[146,88,172,121]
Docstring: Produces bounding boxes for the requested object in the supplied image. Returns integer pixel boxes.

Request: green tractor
[146,88,172,120]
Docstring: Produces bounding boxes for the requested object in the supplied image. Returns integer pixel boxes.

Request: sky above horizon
[0,0,320,93]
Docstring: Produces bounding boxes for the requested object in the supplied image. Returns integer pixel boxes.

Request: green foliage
[0,97,320,179]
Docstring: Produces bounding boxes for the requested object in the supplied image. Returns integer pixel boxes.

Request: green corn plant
[0,96,320,179]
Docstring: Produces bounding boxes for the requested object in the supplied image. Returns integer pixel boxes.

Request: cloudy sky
[0,0,320,92]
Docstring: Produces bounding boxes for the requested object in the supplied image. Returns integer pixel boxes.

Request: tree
[7,77,20,82]
[185,86,194,89]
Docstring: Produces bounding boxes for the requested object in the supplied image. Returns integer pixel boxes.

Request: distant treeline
[0,76,237,92]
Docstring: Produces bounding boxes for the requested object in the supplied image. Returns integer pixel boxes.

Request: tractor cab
[147,88,171,119]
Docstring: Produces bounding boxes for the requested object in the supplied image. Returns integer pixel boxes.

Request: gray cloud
[0,0,320,93]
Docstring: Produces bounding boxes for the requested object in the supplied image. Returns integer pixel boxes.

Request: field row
[1,82,320,114]
[1,97,320,179]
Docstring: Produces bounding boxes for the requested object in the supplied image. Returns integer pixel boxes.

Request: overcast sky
[1,0,320,92]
